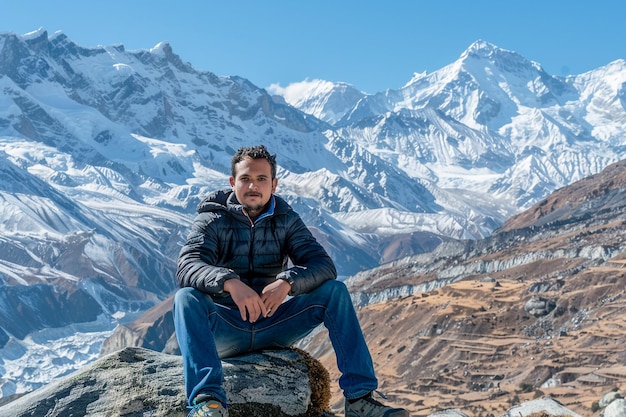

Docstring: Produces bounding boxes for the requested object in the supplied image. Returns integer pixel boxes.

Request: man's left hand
[261,279,291,317]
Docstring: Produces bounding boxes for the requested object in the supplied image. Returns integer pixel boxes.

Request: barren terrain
[309,264,625,416]
[304,160,626,416]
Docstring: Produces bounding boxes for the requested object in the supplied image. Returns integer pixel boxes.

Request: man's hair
[231,145,277,178]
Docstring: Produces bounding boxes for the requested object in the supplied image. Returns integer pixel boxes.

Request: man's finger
[239,305,248,321]
[258,301,268,320]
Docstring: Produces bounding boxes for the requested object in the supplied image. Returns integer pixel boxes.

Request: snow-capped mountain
[268,79,367,124]
[275,40,626,213]
[1,28,625,397]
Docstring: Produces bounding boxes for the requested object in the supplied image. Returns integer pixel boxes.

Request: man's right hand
[223,279,267,323]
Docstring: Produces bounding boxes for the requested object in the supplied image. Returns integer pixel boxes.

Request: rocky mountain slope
[303,159,626,416]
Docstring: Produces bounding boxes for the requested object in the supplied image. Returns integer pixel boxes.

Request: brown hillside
[304,159,626,416]
[499,159,626,232]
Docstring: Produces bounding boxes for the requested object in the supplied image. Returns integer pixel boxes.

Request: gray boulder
[0,347,331,417]
[524,297,556,317]
[600,391,624,408]
[604,399,626,417]
[427,410,470,417]
[498,397,581,417]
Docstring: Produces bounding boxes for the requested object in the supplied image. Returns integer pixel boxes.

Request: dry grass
[304,264,626,417]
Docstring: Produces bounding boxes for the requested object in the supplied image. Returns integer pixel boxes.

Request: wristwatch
[279,276,294,287]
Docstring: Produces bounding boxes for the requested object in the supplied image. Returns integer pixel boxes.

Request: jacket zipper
[244,211,255,274]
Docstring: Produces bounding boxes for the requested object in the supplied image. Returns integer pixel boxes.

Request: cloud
[266,79,332,104]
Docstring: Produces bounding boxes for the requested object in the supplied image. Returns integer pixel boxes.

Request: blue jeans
[173,280,378,406]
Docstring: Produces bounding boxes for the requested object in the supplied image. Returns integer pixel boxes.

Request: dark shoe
[345,392,409,417]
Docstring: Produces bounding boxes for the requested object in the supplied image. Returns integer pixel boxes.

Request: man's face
[230,157,277,218]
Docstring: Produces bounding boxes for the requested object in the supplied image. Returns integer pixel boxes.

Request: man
[174,145,409,417]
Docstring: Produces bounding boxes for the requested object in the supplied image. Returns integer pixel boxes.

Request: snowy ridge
[281,41,626,214]
[268,79,366,124]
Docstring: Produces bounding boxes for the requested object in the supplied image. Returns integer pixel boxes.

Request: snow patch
[0,316,116,397]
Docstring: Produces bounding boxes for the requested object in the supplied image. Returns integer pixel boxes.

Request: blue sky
[2,0,625,93]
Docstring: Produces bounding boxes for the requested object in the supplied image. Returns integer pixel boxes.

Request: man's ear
[229,177,235,187]
[272,178,278,193]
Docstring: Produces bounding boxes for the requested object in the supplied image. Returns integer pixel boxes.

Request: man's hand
[224,279,267,322]
[261,279,291,317]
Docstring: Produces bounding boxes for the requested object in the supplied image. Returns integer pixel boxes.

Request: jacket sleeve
[276,214,337,296]
[176,211,240,294]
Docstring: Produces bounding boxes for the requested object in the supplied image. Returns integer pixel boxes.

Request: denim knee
[173,287,217,318]
[315,279,350,300]
[174,287,196,310]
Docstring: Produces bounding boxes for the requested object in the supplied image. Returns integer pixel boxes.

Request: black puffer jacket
[176,189,337,298]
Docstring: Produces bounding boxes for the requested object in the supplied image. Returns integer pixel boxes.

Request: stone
[498,397,582,417]
[600,391,624,408]
[0,347,331,417]
[604,399,626,417]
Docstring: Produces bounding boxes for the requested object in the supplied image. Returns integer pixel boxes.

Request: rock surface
[604,398,626,417]
[0,347,331,417]
[499,397,582,416]
[0,345,593,417]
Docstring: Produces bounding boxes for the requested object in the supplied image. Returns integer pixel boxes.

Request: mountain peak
[20,27,48,41]
[460,39,532,69]
[268,79,366,124]
[150,41,172,54]
[466,39,499,55]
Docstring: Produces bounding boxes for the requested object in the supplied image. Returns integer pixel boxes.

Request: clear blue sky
[2,0,625,93]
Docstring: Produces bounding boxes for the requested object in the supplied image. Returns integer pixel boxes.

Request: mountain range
[0,27,625,400]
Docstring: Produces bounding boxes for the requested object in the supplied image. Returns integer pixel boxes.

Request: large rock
[0,346,589,417]
[499,397,582,417]
[604,399,626,417]
[0,347,331,417]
